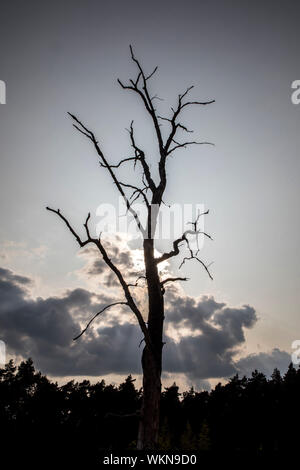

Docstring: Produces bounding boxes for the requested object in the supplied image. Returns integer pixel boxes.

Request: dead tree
[47,46,215,450]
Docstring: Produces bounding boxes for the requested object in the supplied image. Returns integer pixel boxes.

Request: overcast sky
[0,0,299,389]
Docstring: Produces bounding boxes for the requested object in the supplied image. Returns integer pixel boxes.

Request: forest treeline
[1,358,299,461]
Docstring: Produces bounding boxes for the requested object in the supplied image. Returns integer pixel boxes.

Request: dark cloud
[165,294,226,327]
[86,259,106,276]
[0,266,289,384]
[163,302,255,380]
[80,244,141,288]
[236,348,291,377]
[0,267,131,375]
[0,267,33,313]
[164,336,236,381]
[0,267,32,286]
[163,294,258,381]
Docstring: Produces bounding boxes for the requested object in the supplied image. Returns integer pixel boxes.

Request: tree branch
[156,87,215,201]
[117,47,215,211]
[68,112,146,236]
[167,139,214,156]
[162,86,215,156]
[99,156,137,168]
[46,206,152,348]
[120,181,150,208]
[46,207,90,248]
[73,302,128,340]
[179,256,213,280]
[128,121,156,192]
[127,275,147,288]
[160,277,189,286]
[155,228,212,264]
[118,46,165,169]
[155,211,213,280]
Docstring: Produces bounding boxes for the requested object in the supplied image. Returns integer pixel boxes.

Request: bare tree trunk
[137,238,164,450]
[137,346,162,449]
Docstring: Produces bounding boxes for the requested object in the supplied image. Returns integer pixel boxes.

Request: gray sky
[0,0,299,389]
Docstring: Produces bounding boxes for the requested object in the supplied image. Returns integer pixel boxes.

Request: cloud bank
[0,266,290,385]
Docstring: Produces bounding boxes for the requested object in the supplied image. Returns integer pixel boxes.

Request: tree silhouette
[46,46,215,449]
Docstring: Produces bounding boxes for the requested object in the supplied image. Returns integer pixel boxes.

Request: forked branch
[155,210,213,280]
[46,207,152,348]
[68,113,145,235]
[118,45,164,155]
[118,46,215,208]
